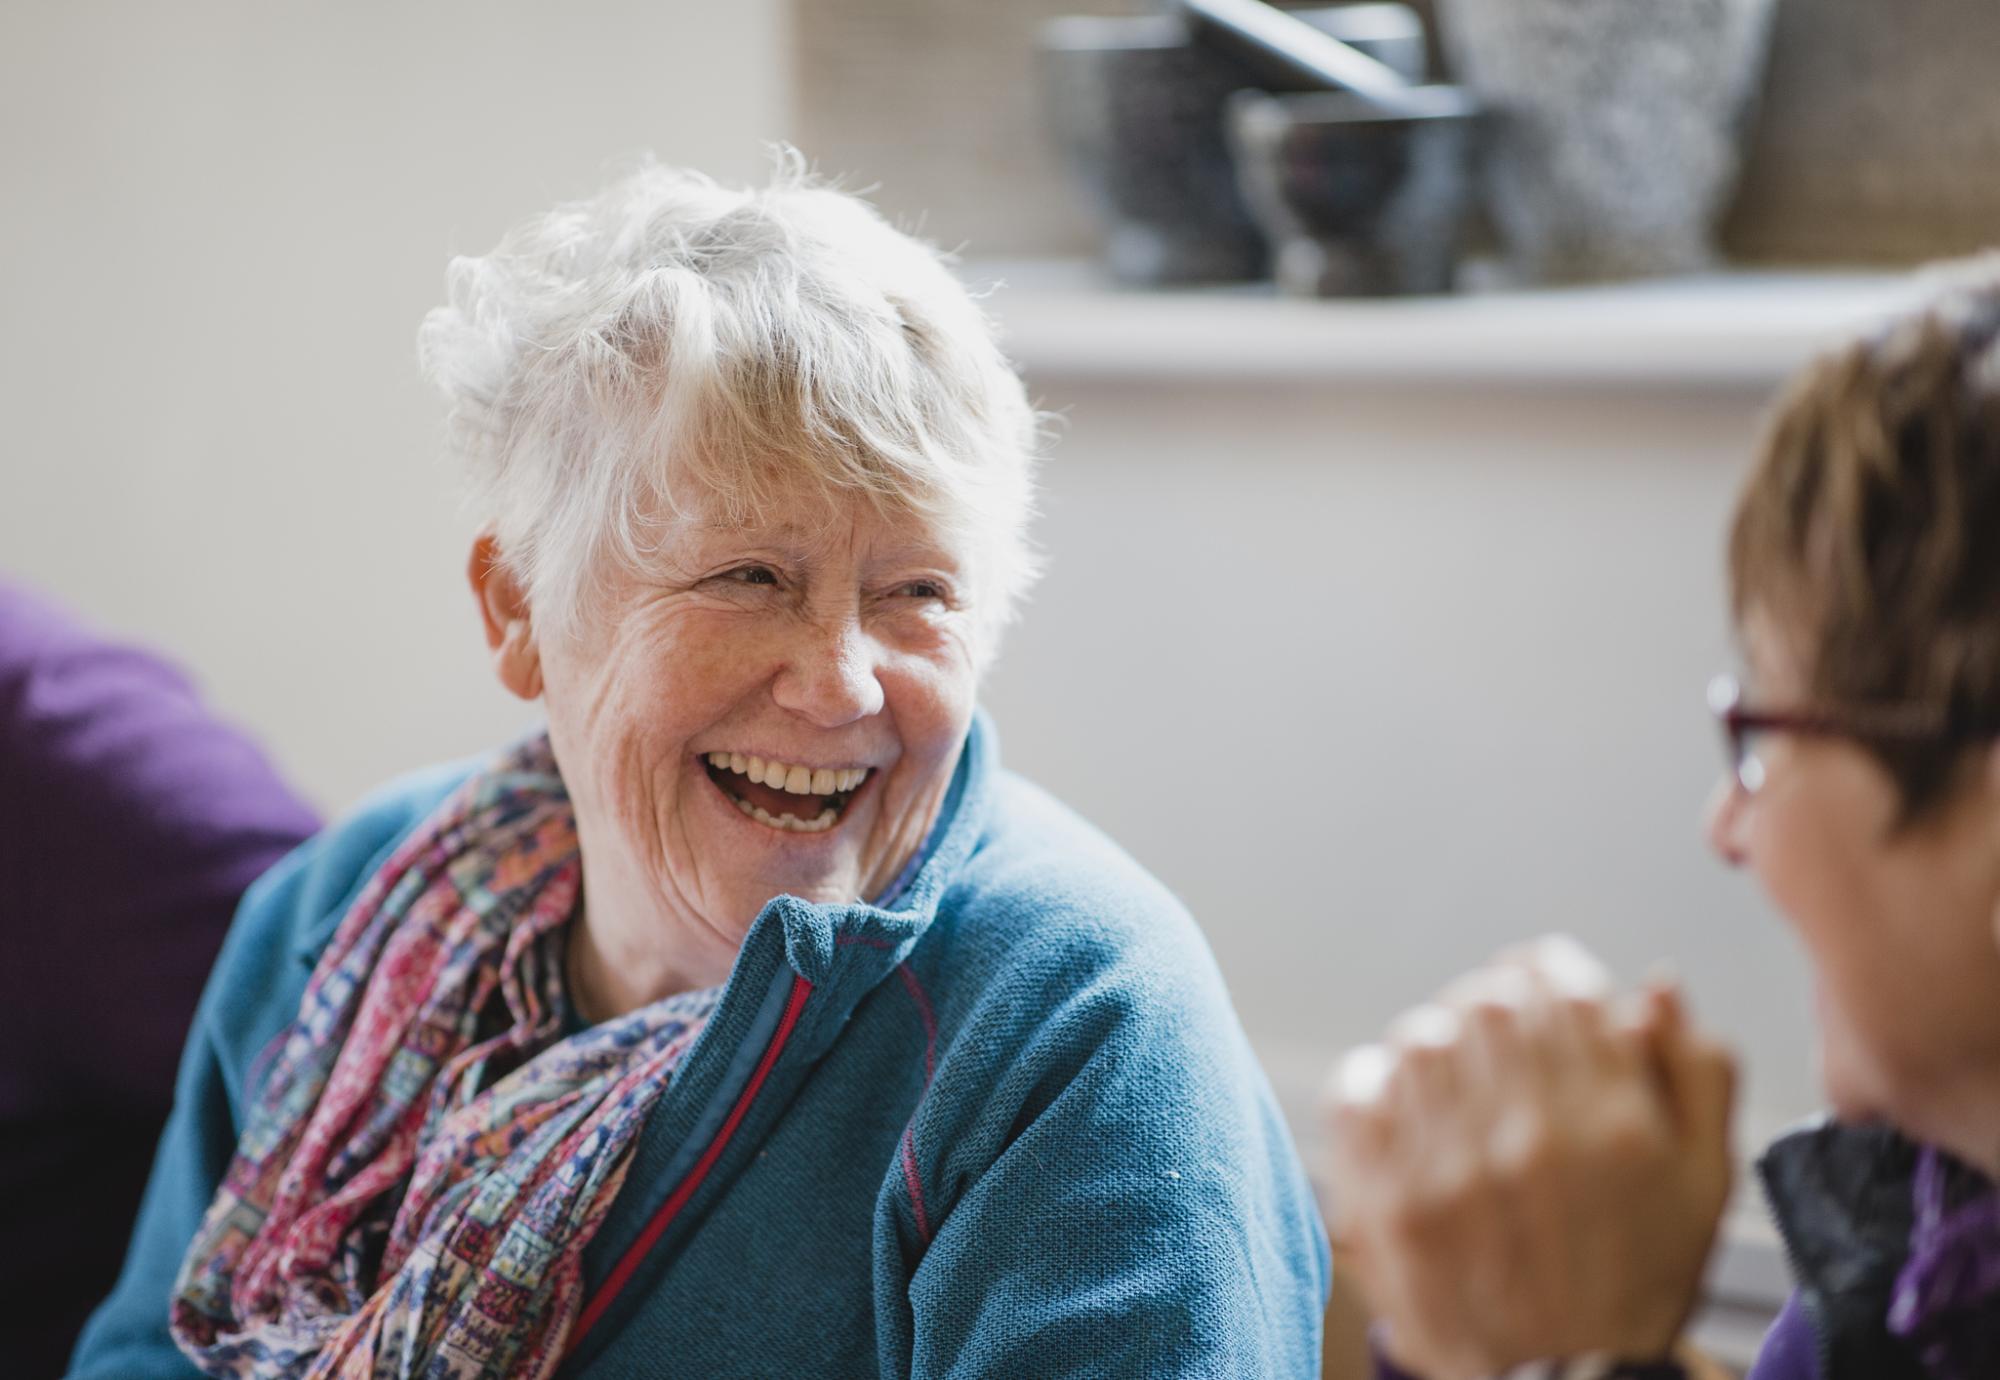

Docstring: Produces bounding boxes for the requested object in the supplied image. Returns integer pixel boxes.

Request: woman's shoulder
[910,770,1326,1303]
[964,768,1194,921]
[932,768,1226,1019]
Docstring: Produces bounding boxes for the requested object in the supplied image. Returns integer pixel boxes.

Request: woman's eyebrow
[686,523,814,554]
[686,511,961,569]
[880,547,961,570]
[692,514,831,541]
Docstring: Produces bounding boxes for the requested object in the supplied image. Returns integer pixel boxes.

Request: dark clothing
[1748,1295,1823,1380]
[1753,1121,2000,1380]
[0,581,318,1375]
[1754,1121,1929,1380]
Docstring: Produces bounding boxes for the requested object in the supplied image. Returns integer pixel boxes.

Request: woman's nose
[771,618,887,727]
[1704,774,1749,868]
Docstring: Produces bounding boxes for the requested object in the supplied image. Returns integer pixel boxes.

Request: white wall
[1,3,1824,1163]
[0,0,791,809]
[978,371,1821,1159]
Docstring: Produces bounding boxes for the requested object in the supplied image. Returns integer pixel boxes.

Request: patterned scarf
[170,735,721,1379]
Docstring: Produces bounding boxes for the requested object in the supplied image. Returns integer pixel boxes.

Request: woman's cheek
[884,632,971,719]
[1747,790,1841,946]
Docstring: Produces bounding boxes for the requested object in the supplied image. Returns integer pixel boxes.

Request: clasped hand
[1322,936,1738,1380]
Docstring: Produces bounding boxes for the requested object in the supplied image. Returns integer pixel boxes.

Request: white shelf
[970,259,1930,391]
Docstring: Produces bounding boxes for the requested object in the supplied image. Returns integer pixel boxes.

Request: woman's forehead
[678,499,963,563]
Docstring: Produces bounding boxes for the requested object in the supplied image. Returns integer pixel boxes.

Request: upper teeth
[707,752,867,795]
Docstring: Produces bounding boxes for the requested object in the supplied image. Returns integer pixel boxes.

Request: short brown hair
[1728,268,2000,821]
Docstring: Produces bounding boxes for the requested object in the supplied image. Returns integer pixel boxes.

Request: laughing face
[473,484,980,1013]
[1705,620,2000,1167]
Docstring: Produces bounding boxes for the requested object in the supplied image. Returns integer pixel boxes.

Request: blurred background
[7,1,2000,1368]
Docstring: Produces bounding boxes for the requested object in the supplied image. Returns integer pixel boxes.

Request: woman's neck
[562,854,742,1025]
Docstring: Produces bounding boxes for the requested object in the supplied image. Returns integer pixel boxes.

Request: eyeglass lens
[1735,730,1768,793]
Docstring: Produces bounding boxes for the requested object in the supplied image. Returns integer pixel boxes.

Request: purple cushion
[0,580,318,1375]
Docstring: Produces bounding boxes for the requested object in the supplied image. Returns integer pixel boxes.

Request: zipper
[1756,1151,1836,1380]
[564,973,814,1354]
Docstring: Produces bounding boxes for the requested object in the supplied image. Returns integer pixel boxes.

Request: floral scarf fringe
[170,735,720,1379]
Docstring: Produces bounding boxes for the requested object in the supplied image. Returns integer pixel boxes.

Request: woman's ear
[468,533,544,701]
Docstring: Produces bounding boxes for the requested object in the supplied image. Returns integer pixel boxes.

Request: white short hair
[418,155,1043,653]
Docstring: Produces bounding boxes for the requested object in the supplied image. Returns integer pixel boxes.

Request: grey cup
[1227,85,1480,296]
[1039,5,1430,285]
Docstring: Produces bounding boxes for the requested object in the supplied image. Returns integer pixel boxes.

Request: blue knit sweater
[71,713,1329,1377]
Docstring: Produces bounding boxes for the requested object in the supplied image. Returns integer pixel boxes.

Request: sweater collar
[749,708,995,1056]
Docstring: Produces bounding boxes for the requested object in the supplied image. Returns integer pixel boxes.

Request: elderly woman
[69,164,1328,1378]
[1323,273,2000,1379]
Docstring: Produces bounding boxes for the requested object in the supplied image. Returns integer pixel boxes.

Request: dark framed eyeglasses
[1706,674,1957,794]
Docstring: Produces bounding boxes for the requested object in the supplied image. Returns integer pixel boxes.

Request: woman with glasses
[1323,272,2000,1380]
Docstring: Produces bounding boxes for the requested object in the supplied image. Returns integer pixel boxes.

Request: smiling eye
[723,565,779,587]
[901,579,948,601]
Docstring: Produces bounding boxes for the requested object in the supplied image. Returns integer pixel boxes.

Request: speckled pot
[1436,0,1776,283]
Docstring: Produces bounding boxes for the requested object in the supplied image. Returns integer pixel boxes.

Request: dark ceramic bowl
[1039,5,1428,285]
[1225,84,1479,296]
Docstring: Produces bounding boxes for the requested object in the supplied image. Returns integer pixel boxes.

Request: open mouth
[703,752,871,834]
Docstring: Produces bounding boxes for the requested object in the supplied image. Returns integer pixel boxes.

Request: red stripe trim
[891,964,939,1243]
[566,974,813,1351]
[894,964,937,1084]
[900,1125,933,1243]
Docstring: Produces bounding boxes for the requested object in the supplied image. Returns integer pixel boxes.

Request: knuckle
[1559,992,1612,1029]
[1381,1047,1445,1100]
[1326,1044,1395,1111]
[1463,994,1518,1032]
[1389,1003,1464,1053]
[1326,1097,1389,1147]
[1398,1039,1450,1072]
